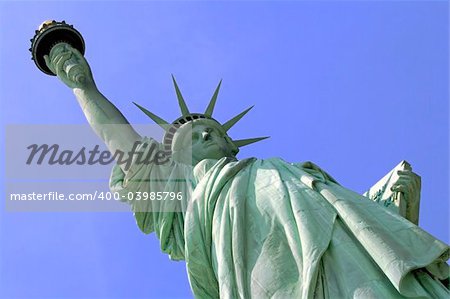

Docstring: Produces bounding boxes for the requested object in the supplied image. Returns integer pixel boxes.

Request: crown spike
[133,102,169,130]
[171,75,190,116]
[204,79,222,117]
[233,137,269,148]
[222,106,254,132]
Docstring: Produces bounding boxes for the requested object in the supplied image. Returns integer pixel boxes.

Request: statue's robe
[110,138,449,298]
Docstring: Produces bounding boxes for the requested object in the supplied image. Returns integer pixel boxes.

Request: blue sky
[0,1,448,298]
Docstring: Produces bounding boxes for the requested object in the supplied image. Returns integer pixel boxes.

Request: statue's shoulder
[293,160,340,185]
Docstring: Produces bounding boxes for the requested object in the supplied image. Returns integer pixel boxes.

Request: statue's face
[190,123,237,164]
[173,119,237,165]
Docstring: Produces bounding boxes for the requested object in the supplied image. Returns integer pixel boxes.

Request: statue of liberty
[43,41,448,298]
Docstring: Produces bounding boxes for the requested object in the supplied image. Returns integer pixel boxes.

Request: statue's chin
[172,145,236,165]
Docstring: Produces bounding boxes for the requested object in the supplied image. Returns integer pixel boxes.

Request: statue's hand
[44,43,95,90]
[391,167,421,224]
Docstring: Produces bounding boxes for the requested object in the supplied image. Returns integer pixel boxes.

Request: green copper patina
[132,76,268,165]
[41,37,449,298]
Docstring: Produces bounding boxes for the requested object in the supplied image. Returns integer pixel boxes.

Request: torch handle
[50,42,85,84]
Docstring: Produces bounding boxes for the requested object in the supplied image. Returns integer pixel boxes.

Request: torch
[30,20,86,82]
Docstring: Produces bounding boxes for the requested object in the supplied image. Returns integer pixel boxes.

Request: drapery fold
[110,138,449,298]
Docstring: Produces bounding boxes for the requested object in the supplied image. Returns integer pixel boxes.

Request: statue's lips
[203,141,216,148]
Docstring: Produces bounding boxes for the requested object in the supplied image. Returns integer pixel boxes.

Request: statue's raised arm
[44,42,141,171]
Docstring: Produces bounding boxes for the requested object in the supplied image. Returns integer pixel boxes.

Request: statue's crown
[134,76,269,153]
